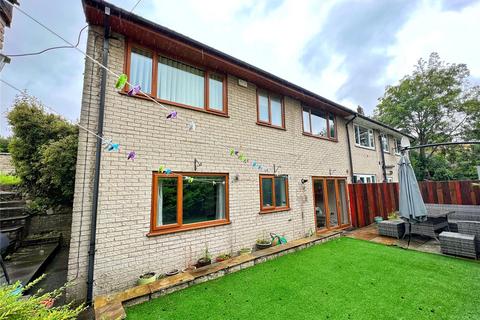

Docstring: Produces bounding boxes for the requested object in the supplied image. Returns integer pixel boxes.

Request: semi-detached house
[68,0,413,301]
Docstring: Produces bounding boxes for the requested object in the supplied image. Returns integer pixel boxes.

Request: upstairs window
[354,125,374,149]
[353,174,376,183]
[381,133,389,153]
[394,138,402,155]
[257,90,285,128]
[130,48,153,95]
[259,175,289,213]
[302,107,336,140]
[126,43,227,114]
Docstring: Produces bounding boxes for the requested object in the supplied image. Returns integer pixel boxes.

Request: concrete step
[0,191,22,201]
[0,206,26,218]
[0,200,26,208]
[0,215,29,230]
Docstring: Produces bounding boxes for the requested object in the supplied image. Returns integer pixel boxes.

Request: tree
[7,95,78,208]
[0,136,10,153]
[374,52,480,179]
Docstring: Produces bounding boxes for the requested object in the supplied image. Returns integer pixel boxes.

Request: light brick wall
[0,16,5,51]
[348,125,402,182]
[67,27,402,301]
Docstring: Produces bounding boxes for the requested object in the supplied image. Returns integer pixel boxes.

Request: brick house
[68,0,413,301]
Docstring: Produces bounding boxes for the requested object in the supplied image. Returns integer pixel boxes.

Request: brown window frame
[256,89,286,129]
[301,106,337,141]
[149,172,230,236]
[259,174,290,213]
[124,41,228,116]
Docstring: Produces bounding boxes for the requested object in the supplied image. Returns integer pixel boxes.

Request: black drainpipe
[378,133,387,182]
[86,6,110,306]
[345,115,357,183]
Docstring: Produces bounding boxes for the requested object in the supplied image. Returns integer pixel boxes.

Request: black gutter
[378,133,388,182]
[86,6,110,306]
[401,141,480,152]
[345,115,357,182]
[356,113,415,140]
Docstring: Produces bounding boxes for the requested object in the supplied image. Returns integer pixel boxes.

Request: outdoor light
[0,54,11,72]
[301,178,308,184]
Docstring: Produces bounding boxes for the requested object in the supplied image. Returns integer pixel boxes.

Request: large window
[380,133,389,153]
[259,175,289,212]
[126,43,227,114]
[302,107,336,140]
[257,90,285,128]
[150,173,229,235]
[354,125,374,149]
[353,174,376,183]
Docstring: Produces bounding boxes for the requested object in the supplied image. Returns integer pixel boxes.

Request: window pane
[274,176,288,207]
[130,48,152,94]
[329,114,335,138]
[261,178,273,208]
[357,126,373,147]
[208,73,223,111]
[338,180,349,225]
[327,180,338,227]
[271,96,282,126]
[156,177,177,226]
[158,56,205,107]
[381,134,388,152]
[311,109,327,136]
[302,109,311,133]
[314,180,326,229]
[258,91,269,122]
[183,176,226,224]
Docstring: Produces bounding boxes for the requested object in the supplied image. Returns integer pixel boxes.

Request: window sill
[259,207,291,214]
[147,220,230,237]
[354,144,376,151]
[118,91,230,118]
[256,121,286,131]
[302,132,337,142]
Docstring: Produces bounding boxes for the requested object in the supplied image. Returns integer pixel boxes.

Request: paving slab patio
[345,223,441,254]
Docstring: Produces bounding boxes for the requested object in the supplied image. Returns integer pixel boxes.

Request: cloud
[441,0,479,11]
[300,0,417,111]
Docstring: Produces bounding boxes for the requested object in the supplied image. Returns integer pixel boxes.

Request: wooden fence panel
[348,180,480,227]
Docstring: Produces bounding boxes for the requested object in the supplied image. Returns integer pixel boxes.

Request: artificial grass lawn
[127,238,480,319]
[0,172,20,186]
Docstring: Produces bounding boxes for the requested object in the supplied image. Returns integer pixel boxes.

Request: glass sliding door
[313,179,327,229]
[313,177,350,232]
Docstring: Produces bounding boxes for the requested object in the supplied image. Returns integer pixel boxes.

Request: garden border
[94,231,343,319]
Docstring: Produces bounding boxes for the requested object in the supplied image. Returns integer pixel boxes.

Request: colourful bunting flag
[166,110,177,119]
[115,74,128,90]
[127,151,136,161]
[128,84,141,96]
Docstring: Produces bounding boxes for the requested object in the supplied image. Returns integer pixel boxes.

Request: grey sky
[1,0,480,137]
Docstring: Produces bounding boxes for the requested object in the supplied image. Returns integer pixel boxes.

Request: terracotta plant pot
[137,272,157,285]
[215,254,231,262]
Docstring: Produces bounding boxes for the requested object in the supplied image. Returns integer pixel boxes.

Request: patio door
[313,177,350,231]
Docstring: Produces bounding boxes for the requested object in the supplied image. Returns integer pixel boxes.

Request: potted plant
[239,247,251,255]
[215,253,231,262]
[256,238,272,250]
[388,211,399,220]
[137,272,157,285]
[374,216,384,223]
[196,247,212,268]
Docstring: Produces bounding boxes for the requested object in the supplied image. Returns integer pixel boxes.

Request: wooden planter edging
[94,231,343,319]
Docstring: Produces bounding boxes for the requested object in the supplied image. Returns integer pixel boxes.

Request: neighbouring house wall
[348,126,402,182]
[67,27,352,300]
[0,16,5,50]
[0,153,14,174]
[28,212,73,246]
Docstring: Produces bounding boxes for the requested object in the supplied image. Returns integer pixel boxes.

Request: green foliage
[0,172,21,186]
[0,275,84,320]
[7,96,78,208]
[374,52,480,180]
[0,136,11,153]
